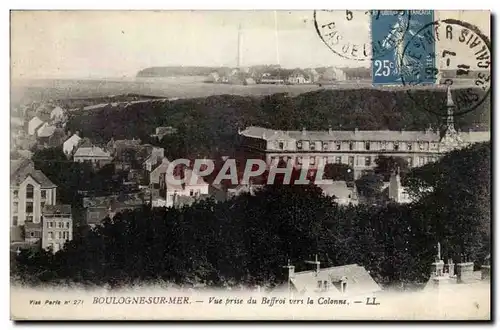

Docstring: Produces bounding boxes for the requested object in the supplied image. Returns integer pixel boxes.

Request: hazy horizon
[11,10,374,80]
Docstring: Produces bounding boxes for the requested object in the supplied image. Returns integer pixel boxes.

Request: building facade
[41,204,73,253]
[11,159,57,228]
[239,88,490,179]
[73,146,113,168]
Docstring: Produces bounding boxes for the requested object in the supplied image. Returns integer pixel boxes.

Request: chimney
[284,260,295,279]
[430,242,444,277]
[305,254,321,275]
[456,255,475,284]
[447,258,455,277]
[481,254,490,281]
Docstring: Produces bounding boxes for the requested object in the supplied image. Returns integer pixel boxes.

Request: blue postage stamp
[371,10,435,85]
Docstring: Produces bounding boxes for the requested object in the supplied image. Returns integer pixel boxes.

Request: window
[297,157,303,165]
[349,142,354,151]
[12,216,18,226]
[309,157,316,165]
[41,202,45,210]
[26,184,34,199]
[13,202,18,213]
[381,141,387,151]
[393,142,399,151]
[323,281,328,291]
[418,157,426,166]
[365,156,371,166]
[41,190,46,199]
[26,202,33,213]
[296,141,302,150]
[407,143,412,151]
[26,216,33,222]
[58,232,62,239]
[335,156,342,164]
[322,142,329,150]
[322,156,328,165]
[335,142,341,150]
[66,222,70,228]
[59,222,64,228]
[365,142,370,150]
[278,142,284,150]
[30,232,34,237]
[420,141,429,150]
[407,157,413,167]
[13,190,18,198]
[48,232,53,239]
[310,142,316,151]
[189,190,194,197]
[348,156,355,166]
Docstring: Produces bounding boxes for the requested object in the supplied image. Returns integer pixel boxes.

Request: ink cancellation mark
[313,10,411,62]
[372,10,434,85]
[400,18,491,116]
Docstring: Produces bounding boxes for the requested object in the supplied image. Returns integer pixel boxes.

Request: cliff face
[136,67,231,77]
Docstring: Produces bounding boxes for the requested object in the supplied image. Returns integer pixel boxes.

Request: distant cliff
[137,66,230,77]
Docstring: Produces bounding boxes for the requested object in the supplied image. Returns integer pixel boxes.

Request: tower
[445,85,456,133]
[237,23,243,68]
[439,86,463,151]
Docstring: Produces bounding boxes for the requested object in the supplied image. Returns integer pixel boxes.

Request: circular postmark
[400,19,491,117]
[313,10,411,61]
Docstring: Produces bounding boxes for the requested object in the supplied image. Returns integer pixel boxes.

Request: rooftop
[43,204,72,215]
[74,146,111,158]
[240,126,490,143]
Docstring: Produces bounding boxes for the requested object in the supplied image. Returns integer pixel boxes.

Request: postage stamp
[371,10,435,85]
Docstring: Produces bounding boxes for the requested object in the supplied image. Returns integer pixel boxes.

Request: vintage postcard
[10,10,491,320]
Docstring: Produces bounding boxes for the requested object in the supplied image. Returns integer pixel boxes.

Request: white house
[50,106,67,123]
[63,133,82,156]
[165,168,209,207]
[36,122,57,138]
[28,116,44,136]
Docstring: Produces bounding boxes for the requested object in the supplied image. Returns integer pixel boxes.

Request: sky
[10,10,490,79]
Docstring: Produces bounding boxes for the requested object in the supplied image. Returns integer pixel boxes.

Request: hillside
[137,66,230,77]
[66,88,490,160]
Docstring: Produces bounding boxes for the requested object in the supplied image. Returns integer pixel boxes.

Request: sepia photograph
[9,9,491,321]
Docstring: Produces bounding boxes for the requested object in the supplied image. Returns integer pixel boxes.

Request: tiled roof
[43,204,72,215]
[24,222,42,230]
[240,126,444,142]
[11,160,56,188]
[29,116,44,129]
[291,264,381,296]
[37,123,57,138]
[74,146,111,158]
[30,170,57,188]
[64,134,81,146]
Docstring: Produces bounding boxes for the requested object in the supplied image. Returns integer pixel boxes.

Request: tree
[374,155,409,182]
[323,163,354,182]
[355,172,384,200]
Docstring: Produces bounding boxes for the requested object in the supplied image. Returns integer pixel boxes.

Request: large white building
[239,87,490,179]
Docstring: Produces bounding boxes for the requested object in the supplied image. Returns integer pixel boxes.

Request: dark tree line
[66,89,490,161]
[13,143,490,289]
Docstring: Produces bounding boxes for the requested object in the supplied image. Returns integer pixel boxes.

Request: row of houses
[207,67,371,85]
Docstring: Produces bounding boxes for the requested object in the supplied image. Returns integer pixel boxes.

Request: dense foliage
[13,143,491,289]
[66,89,490,161]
